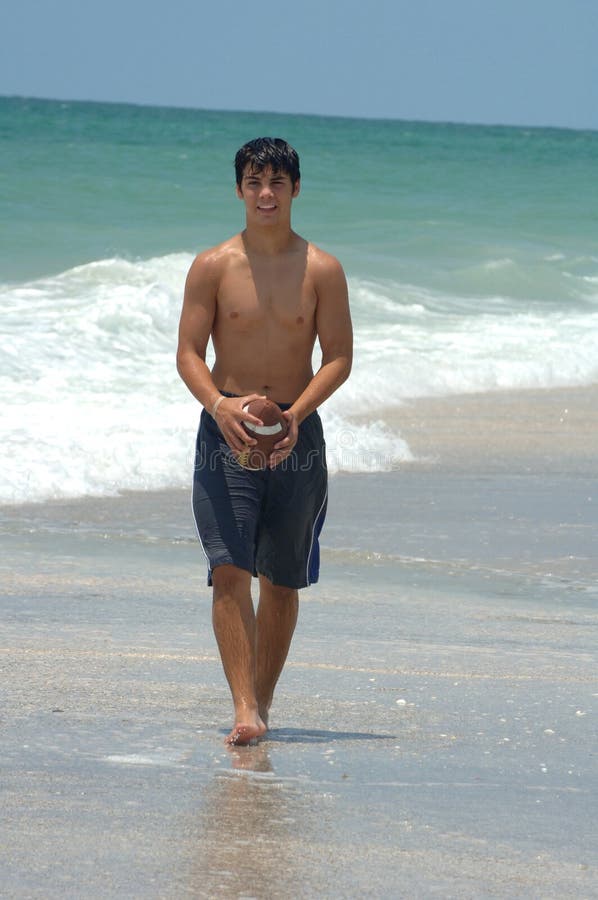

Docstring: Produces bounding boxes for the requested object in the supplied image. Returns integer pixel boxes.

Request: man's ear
[292,179,301,199]
[236,184,244,199]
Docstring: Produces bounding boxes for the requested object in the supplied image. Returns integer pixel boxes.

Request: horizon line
[2,92,596,136]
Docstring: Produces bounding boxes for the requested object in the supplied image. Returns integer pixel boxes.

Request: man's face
[236,165,300,223]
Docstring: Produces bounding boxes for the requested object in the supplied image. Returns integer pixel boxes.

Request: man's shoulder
[186,235,245,284]
[306,241,347,280]
[191,234,244,269]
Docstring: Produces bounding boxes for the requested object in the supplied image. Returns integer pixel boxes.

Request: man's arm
[290,250,353,423]
[176,251,222,412]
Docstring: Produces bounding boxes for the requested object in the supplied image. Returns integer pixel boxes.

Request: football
[238,398,289,470]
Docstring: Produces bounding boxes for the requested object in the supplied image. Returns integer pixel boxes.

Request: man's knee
[212,564,252,602]
[259,576,298,605]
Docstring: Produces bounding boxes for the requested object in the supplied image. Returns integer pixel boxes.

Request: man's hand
[213,394,266,456]
[268,410,298,469]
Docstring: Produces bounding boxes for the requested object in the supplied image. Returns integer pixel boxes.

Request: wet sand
[1,385,597,898]
[356,384,598,475]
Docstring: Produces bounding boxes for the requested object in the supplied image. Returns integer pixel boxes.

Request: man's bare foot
[225,720,267,746]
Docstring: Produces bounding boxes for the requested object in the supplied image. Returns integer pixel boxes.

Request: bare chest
[216,257,317,331]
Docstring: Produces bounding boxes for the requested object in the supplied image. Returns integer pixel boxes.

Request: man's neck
[242,224,297,256]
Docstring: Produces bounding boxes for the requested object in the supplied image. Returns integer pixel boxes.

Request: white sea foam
[1,255,597,503]
[341,276,598,410]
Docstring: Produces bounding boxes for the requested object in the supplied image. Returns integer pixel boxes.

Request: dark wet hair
[234,137,301,188]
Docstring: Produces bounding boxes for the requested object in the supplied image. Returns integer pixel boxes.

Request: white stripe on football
[242,420,284,436]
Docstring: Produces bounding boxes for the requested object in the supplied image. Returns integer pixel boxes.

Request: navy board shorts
[192,396,328,590]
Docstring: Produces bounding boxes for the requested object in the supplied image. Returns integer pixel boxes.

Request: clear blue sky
[2,0,597,129]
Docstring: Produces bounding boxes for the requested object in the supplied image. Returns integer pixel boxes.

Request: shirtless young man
[176,137,352,745]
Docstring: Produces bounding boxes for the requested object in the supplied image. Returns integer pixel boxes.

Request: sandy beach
[2,385,597,898]
[357,384,598,475]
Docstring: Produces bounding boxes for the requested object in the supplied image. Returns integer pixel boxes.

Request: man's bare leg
[211,565,266,745]
[255,576,299,728]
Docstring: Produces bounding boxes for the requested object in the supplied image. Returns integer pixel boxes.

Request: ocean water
[1,96,598,503]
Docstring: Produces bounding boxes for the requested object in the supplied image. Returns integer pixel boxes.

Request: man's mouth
[258,204,276,210]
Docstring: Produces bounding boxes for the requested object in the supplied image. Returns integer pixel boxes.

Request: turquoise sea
[1,96,598,503]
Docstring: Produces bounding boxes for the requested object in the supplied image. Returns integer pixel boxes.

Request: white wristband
[211,395,225,419]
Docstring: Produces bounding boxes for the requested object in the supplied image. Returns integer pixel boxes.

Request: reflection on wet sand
[189,744,315,897]
[228,743,273,773]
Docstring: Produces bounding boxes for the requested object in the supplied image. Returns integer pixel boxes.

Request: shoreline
[2,383,597,516]
[352,383,598,474]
